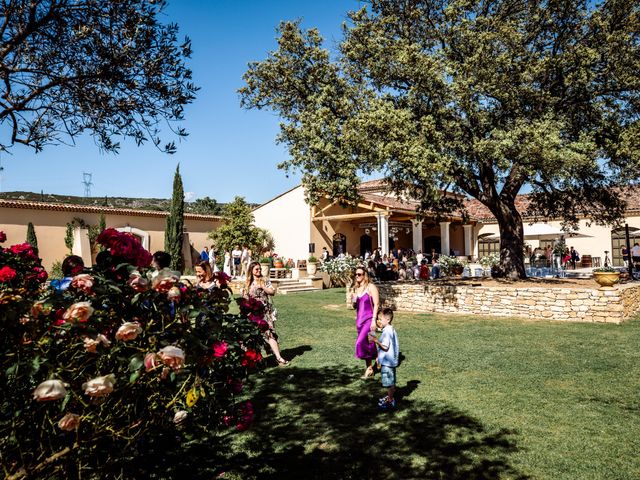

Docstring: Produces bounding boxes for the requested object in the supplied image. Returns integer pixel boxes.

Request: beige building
[1,199,222,271]
[253,180,640,267]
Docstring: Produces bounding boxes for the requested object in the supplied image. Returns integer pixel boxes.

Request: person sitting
[419,259,430,280]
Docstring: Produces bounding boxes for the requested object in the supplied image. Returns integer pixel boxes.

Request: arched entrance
[333,233,347,257]
[360,234,372,258]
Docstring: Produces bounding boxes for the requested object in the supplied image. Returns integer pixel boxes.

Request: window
[611,227,640,266]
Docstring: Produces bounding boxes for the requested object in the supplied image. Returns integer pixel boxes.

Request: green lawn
[215,288,640,480]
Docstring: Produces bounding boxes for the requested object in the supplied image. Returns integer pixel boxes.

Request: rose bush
[1,230,267,478]
[320,256,361,287]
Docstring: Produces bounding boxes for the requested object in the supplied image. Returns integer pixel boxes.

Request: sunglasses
[355,272,364,277]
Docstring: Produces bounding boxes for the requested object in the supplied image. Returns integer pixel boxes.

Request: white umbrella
[523,223,590,240]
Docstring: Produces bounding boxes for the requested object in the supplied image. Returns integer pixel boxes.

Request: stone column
[412,219,423,252]
[440,221,451,256]
[463,224,474,258]
[377,213,390,255]
[72,227,93,267]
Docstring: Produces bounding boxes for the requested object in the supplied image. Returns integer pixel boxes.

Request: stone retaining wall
[348,282,640,324]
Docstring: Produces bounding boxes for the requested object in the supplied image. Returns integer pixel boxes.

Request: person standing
[570,246,580,269]
[351,266,379,378]
[240,245,250,278]
[231,245,242,278]
[208,245,219,272]
[200,246,209,262]
[369,308,399,410]
[243,261,289,366]
[223,250,232,277]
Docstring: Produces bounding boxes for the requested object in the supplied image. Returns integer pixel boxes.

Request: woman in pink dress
[351,266,379,378]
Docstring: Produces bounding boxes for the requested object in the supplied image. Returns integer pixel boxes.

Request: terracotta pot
[451,265,464,276]
[307,262,318,275]
[593,271,620,288]
[274,261,284,269]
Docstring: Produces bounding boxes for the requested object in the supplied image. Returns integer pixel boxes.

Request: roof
[0,199,223,221]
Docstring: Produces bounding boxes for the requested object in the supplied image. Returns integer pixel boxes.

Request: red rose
[212,341,229,358]
[0,231,6,243]
[248,313,269,331]
[235,401,254,431]
[0,266,17,282]
[9,243,35,259]
[241,349,262,368]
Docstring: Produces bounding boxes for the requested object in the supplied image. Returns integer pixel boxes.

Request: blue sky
[0,0,362,204]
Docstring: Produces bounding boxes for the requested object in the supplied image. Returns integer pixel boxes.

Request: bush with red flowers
[0,233,48,326]
[1,230,266,478]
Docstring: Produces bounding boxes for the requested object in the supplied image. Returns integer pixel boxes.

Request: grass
[213,288,640,479]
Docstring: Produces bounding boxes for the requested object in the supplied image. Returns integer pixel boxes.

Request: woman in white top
[223,250,232,276]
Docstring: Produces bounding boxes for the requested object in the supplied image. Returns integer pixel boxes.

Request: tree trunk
[489,198,527,279]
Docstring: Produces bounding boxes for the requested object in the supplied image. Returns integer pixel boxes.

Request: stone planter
[260,263,270,277]
[593,271,620,288]
[307,262,318,275]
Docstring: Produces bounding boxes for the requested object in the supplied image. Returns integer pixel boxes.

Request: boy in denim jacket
[369,307,399,410]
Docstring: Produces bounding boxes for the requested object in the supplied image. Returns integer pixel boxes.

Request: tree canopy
[208,197,274,256]
[240,0,640,278]
[0,0,197,153]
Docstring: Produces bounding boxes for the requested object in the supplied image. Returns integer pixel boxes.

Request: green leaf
[60,393,70,411]
[129,355,144,372]
[129,371,141,384]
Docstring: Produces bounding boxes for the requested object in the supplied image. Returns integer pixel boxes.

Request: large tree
[240,0,640,278]
[1,0,197,153]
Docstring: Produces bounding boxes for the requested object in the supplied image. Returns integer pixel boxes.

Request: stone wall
[348,282,640,324]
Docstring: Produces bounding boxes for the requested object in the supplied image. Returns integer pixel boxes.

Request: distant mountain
[0,191,231,215]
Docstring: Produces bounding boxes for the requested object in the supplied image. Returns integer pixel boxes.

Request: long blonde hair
[245,261,261,292]
[354,265,370,289]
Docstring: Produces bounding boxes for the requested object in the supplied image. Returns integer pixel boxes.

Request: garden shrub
[1,229,265,478]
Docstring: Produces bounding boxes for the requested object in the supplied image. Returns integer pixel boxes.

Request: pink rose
[158,345,185,371]
[212,341,229,358]
[33,379,68,401]
[58,413,80,431]
[0,266,17,283]
[167,286,181,301]
[152,269,179,293]
[62,301,94,323]
[173,410,188,425]
[30,301,52,319]
[82,374,116,397]
[127,273,149,292]
[83,334,111,353]
[144,352,160,371]
[115,322,142,341]
[71,273,94,294]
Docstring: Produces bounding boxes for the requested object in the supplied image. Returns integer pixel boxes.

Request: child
[369,307,399,410]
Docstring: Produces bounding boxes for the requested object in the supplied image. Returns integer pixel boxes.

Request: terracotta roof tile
[0,199,222,221]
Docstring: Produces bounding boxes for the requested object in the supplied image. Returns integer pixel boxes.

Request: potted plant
[307,255,318,275]
[592,266,620,288]
[259,256,271,277]
[273,256,285,269]
[438,255,466,276]
[479,252,500,277]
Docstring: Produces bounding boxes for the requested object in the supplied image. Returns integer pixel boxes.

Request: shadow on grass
[215,365,529,480]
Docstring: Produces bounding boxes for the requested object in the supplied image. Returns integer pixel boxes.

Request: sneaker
[378,398,396,411]
[377,396,389,406]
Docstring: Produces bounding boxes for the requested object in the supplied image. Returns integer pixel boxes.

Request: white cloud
[184,191,196,202]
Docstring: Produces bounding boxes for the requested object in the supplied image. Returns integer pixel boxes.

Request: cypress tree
[99,214,106,234]
[164,165,184,272]
[26,222,38,251]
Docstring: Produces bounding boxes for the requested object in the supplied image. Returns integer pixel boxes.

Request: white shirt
[377,325,399,367]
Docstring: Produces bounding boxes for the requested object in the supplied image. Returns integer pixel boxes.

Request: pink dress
[354,291,377,360]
